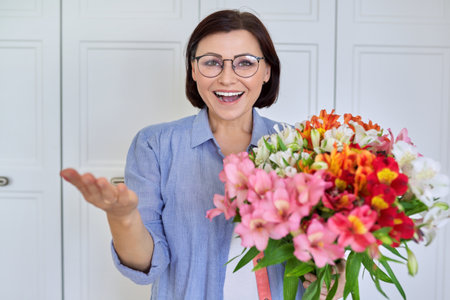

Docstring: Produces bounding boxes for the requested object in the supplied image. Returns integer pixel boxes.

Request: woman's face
[192,30,271,126]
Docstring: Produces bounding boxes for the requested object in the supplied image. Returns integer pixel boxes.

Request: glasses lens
[233,55,259,77]
[198,56,223,77]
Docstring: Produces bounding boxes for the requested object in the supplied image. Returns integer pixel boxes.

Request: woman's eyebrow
[196,52,258,58]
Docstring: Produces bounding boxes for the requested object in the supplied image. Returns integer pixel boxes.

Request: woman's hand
[60,168,138,222]
[302,260,346,300]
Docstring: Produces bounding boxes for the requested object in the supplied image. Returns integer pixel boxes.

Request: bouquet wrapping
[207,110,449,300]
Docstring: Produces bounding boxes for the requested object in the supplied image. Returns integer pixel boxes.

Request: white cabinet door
[336,0,450,299]
[62,1,198,299]
[201,0,336,124]
[0,0,61,299]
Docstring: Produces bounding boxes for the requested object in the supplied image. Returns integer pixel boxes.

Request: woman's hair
[185,9,280,109]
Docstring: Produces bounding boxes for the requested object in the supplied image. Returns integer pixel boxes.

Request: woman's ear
[191,61,197,82]
[263,65,271,84]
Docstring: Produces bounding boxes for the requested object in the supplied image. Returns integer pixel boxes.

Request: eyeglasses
[193,54,265,78]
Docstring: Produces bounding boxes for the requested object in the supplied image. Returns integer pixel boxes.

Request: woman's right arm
[60,168,154,272]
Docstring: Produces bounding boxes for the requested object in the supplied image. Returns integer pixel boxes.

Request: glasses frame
[193,54,265,78]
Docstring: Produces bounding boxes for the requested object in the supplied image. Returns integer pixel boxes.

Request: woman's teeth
[214,91,244,103]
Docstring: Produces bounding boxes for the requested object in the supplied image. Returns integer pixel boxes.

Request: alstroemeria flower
[220,152,255,205]
[391,140,420,176]
[408,157,450,205]
[206,193,236,220]
[328,205,377,252]
[321,124,354,152]
[263,186,301,239]
[293,219,344,267]
[287,171,331,217]
[367,156,408,196]
[235,204,273,251]
[350,121,382,148]
[366,184,396,212]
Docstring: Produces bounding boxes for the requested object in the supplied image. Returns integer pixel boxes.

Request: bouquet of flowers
[206,110,449,300]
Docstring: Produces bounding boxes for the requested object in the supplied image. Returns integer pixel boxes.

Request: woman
[61,10,344,300]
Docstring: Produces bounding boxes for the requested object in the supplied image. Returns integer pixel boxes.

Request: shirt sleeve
[111,128,170,285]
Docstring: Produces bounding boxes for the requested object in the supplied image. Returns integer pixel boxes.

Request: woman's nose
[218,61,237,84]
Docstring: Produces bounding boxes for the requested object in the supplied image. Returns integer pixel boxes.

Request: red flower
[328,205,377,252]
[366,184,396,211]
[367,156,408,196]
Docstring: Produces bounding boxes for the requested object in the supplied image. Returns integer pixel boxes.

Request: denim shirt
[111,108,305,300]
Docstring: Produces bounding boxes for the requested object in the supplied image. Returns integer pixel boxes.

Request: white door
[62,0,198,299]
[0,0,61,299]
[336,0,450,299]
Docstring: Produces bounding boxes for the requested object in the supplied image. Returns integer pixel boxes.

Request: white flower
[311,129,321,153]
[321,124,354,152]
[269,149,299,168]
[408,157,450,205]
[268,149,300,177]
[392,140,420,176]
[273,123,301,147]
[254,136,271,167]
[351,121,381,148]
[419,204,450,245]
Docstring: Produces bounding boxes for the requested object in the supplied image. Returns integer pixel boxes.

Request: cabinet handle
[110,177,124,185]
[0,176,9,187]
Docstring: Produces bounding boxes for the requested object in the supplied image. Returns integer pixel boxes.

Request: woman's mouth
[214,91,244,103]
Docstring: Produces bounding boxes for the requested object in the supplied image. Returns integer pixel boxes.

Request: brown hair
[185,10,280,109]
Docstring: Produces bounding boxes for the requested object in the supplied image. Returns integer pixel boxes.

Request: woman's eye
[203,59,221,67]
[238,60,253,67]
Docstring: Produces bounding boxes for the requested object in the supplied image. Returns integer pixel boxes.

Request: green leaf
[284,258,300,300]
[350,278,360,300]
[263,137,275,153]
[233,246,259,273]
[277,135,288,151]
[360,254,390,299]
[323,265,331,290]
[382,245,407,261]
[324,274,339,300]
[253,243,294,271]
[361,253,392,283]
[344,252,362,299]
[400,199,428,216]
[302,269,325,300]
[379,258,407,300]
[286,261,315,277]
[224,244,246,266]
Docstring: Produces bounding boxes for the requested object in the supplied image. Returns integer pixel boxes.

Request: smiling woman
[60,9,343,300]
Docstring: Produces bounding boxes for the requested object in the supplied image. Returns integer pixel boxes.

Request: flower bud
[407,247,418,276]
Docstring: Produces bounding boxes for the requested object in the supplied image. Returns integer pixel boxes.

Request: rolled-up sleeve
[111,128,170,285]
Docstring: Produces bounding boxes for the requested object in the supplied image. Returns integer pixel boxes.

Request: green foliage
[233,246,259,273]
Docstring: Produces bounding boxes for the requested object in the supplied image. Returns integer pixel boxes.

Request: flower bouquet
[206,110,449,300]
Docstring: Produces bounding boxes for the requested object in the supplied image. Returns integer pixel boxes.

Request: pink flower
[206,193,236,220]
[287,171,331,217]
[328,205,377,252]
[293,219,344,267]
[263,186,301,239]
[220,152,255,205]
[247,169,276,203]
[395,128,412,144]
[235,204,273,251]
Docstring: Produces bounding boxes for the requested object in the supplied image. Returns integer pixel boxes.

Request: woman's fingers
[97,177,119,204]
[61,168,90,198]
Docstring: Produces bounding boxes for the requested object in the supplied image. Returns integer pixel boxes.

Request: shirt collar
[190,107,271,149]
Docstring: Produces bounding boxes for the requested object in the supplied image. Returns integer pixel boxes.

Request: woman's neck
[207,111,253,156]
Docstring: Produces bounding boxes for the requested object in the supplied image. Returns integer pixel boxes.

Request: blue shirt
[111,108,305,300]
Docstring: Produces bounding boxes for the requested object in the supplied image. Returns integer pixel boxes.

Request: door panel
[0,1,61,299]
